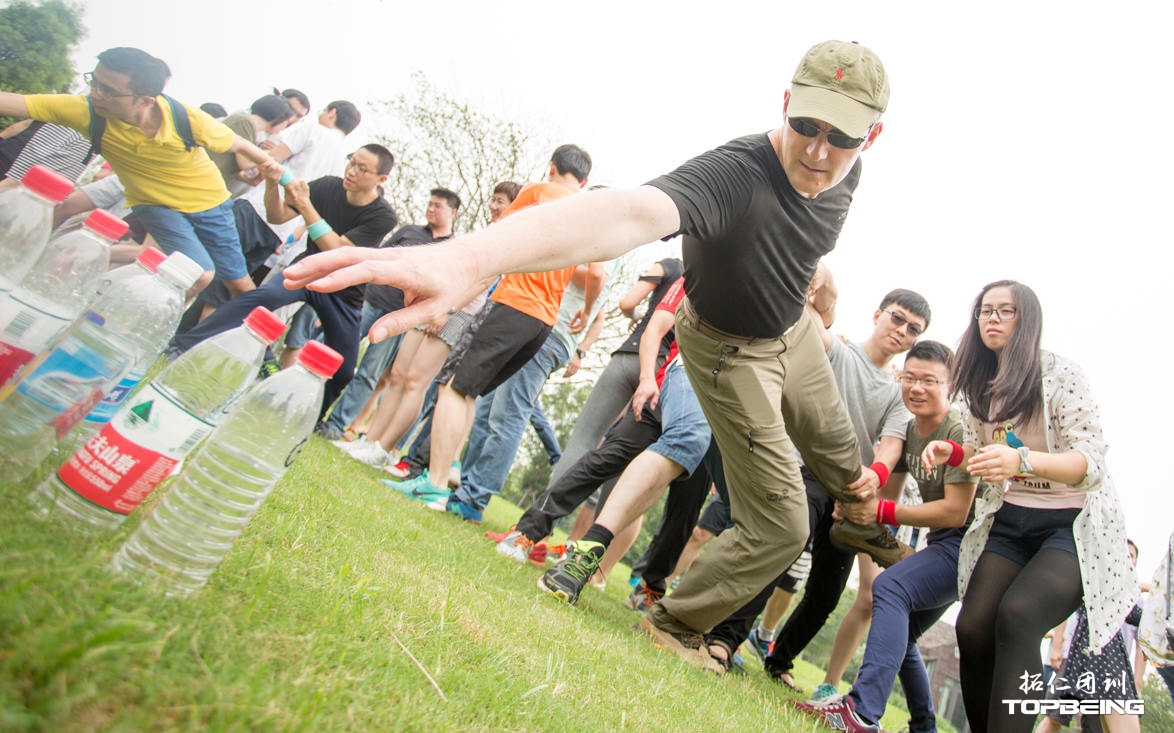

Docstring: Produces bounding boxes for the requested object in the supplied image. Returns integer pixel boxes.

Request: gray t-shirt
[894,409,978,529]
[823,338,909,465]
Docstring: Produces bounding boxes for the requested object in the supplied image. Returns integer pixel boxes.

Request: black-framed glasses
[975,305,1018,321]
[83,71,136,99]
[787,116,869,149]
[897,374,947,388]
[883,309,924,338]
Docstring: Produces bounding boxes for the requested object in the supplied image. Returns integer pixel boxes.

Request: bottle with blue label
[0,252,202,484]
[0,209,128,391]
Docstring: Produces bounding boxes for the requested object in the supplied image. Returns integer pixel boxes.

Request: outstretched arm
[0,93,30,120]
[283,186,681,342]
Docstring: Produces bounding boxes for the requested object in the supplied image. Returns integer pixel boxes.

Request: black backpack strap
[86,95,106,157]
[162,95,196,152]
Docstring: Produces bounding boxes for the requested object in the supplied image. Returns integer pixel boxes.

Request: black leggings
[955,548,1082,733]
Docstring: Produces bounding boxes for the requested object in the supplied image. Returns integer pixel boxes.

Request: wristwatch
[575,348,587,359]
[1016,446,1033,475]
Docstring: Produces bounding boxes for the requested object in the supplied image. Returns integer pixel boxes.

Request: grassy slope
[2,438,918,732]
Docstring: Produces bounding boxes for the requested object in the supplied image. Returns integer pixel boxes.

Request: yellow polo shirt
[24,94,236,213]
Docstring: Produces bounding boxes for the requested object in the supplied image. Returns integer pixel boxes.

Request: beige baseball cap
[790,40,890,139]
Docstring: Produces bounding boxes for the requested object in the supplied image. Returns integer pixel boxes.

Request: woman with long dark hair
[923,280,1135,732]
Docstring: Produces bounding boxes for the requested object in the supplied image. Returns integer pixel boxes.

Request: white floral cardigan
[956,350,1137,652]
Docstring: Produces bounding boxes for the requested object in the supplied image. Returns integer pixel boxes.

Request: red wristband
[946,440,964,467]
[868,461,890,487]
[876,500,898,526]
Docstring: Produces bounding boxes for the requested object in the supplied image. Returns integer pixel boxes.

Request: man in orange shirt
[390,145,596,504]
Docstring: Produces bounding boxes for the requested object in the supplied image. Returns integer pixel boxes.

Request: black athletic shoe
[537,541,603,605]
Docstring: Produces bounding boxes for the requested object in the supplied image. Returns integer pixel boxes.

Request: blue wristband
[306,219,333,240]
[279,169,294,186]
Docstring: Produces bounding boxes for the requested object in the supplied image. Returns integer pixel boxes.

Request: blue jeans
[168,276,361,419]
[452,332,568,512]
[324,302,404,432]
[850,528,965,732]
[132,198,247,279]
[646,361,710,475]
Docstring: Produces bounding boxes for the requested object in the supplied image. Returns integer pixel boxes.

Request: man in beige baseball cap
[281,39,898,674]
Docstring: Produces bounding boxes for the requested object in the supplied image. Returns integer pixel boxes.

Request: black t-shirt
[647,133,859,338]
[363,224,452,313]
[614,257,684,356]
[291,176,398,307]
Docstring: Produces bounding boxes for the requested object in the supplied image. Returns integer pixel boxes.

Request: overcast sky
[69,0,1174,581]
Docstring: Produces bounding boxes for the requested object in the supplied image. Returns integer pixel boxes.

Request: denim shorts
[647,361,711,477]
[131,197,247,279]
[984,501,1080,565]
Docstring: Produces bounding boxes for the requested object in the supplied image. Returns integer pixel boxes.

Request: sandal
[704,639,746,676]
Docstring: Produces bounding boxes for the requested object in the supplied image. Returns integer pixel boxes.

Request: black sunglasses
[787,117,869,150]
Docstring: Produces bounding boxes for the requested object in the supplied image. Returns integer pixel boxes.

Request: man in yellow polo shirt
[0,47,279,297]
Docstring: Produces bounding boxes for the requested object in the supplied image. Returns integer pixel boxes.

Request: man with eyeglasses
[704,283,930,680]
[796,340,980,732]
[167,145,398,417]
[281,39,893,671]
[0,47,279,299]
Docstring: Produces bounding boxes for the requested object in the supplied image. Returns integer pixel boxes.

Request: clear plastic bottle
[112,341,343,596]
[0,210,128,390]
[40,306,287,529]
[0,253,203,483]
[0,165,75,295]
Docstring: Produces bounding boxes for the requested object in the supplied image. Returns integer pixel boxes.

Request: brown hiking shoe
[635,615,724,674]
[830,520,915,568]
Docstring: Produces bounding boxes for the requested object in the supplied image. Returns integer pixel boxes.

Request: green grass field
[2,437,925,731]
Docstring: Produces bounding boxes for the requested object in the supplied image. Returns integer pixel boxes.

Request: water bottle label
[0,295,72,385]
[56,383,214,514]
[82,368,146,425]
[15,335,130,438]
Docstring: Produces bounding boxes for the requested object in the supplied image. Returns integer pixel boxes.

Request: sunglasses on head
[787,117,869,149]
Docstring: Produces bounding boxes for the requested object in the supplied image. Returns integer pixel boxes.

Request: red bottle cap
[135,247,167,272]
[82,209,130,241]
[297,340,344,378]
[243,306,286,344]
[20,165,74,203]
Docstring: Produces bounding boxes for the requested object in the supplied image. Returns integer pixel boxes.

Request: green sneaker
[537,541,603,605]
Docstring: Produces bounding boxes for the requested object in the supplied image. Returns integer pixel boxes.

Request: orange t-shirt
[489,181,578,325]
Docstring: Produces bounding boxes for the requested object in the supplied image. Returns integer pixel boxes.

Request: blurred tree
[0,0,85,95]
[370,71,548,233]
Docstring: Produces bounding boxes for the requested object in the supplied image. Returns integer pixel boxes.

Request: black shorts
[441,302,550,398]
[696,494,731,535]
[984,502,1080,566]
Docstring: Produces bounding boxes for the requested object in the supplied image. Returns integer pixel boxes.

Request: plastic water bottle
[0,253,202,483]
[112,340,343,596]
[40,306,287,529]
[0,210,128,390]
[0,165,75,295]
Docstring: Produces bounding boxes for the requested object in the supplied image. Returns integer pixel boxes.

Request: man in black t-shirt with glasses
[283,40,896,672]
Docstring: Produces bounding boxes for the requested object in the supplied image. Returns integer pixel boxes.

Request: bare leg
[761,587,797,633]
[224,275,256,297]
[823,554,882,687]
[427,382,475,490]
[666,525,716,587]
[595,516,643,583]
[594,452,683,535]
[568,505,595,542]
[364,330,425,445]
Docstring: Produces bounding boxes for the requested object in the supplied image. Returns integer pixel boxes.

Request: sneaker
[384,458,413,479]
[811,682,839,702]
[381,472,449,504]
[445,498,482,524]
[496,531,534,563]
[344,440,390,468]
[634,614,723,674]
[447,460,461,489]
[312,421,341,440]
[537,541,603,605]
[624,580,665,612]
[830,519,915,568]
[793,694,881,732]
[259,357,281,380]
[545,543,567,565]
[745,627,774,663]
